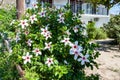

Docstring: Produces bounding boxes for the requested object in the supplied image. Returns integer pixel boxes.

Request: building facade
[25,0,110,27]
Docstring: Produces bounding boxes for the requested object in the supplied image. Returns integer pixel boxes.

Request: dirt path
[86,39,120,80]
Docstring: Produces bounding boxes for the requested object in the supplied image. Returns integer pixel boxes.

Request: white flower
[57,17,64,23]
[44,31,51,40]
[41,27,51,40]
[32,2,38,9]
[71,41,83,51]
[29,14,37,24]
[70,48,81,60]
[69,41,83,60]
[44,42,52,50]
[65,30,71,36]
[78,54,89,65]
[38,11,46,17]
[26,39,32,46]
[24,31,29,35]
[19,19,29,29]
[22,52,32,64]
[61,38,70,46]
[73,25,79,33]
[45,58,54,67]
[41,27,48,36]
[32,48,42,56]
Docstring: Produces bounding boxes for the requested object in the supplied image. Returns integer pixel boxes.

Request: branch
[16,64,26,80]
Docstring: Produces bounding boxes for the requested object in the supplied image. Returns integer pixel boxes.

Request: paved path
[86,39,120,80]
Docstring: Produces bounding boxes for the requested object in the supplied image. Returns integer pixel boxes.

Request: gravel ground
[86,39,120,80]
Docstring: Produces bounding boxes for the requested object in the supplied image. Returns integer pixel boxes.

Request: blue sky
[109,4,120,15]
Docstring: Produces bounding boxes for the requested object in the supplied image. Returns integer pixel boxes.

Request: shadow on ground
[94,39,119,52]
[85,74,100,80]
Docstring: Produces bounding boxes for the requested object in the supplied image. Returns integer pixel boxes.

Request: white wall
[81,14,110,27]
[53,0,68,9]
[95,17,109,27]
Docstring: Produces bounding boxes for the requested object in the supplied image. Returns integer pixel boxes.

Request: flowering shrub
[9,3,100,80]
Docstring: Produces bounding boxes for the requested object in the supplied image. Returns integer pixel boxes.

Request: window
[40,0,52,7]
[70,0,82,13]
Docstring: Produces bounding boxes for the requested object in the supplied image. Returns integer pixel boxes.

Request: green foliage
[0,3,100,80]
[0,7,17,79]
[86,22,107,40]
[95,28,107,40]
[104,15,120,44]
[0,6,16,32]
[86,22,96,40]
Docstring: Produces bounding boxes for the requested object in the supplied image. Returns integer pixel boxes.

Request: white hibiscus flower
[41,27,51,40]
[29,14,37,24]
[44,42,52,50]
[26,39,32,46]
[38,11,46,17]
[71,41,83,51]
[61,38,71,46]
[32,48,42,56]
[45,58,54,67]
[22,52,32,64]
[57,17,64,23]
[70,48,82,60]
[19,19,29,29]
[73,25,79,33]
[32,2,38,9]
[78,54,89,65]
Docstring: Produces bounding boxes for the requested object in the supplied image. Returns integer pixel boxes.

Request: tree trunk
[106,0,110,15]
[16,0,25,19]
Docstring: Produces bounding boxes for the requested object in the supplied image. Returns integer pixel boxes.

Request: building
[25,0,110,27]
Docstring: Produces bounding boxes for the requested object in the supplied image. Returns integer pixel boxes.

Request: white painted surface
[53,0,68,9]
[53,0,67,5]
[81,14,110,27]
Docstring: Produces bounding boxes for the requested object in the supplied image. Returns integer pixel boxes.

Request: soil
[85,39,120,80]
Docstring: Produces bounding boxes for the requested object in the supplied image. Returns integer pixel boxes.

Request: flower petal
[85,54,89,58]
[77,58,82,62]
[81,60,85,65]
[74,55,78,60]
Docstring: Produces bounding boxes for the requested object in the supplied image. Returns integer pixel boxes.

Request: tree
[104,15,120,50]
[85,0,120,15]
[100,0,120,14]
